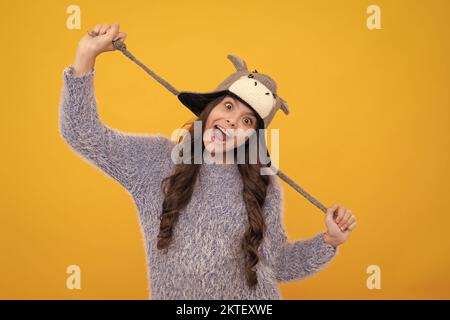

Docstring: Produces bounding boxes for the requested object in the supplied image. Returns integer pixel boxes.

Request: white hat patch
[228,76,276,119]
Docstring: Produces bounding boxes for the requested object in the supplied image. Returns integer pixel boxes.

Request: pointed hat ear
[277,96,290,115]
[227,54,249,72]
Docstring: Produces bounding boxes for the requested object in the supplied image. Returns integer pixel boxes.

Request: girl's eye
[243,117,253,126]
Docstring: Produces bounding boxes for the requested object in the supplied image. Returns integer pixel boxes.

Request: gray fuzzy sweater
[58,65,338,300]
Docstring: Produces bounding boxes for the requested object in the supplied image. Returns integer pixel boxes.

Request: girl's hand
[77,23,127,58]
[323,204,357,247]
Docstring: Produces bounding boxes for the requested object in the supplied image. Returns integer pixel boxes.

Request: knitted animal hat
[110,39,328,214]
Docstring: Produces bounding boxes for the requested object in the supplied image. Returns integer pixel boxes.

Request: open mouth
[212,125,232,143]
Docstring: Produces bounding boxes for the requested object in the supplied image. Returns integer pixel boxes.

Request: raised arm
[263,176,338,283]
[58,23,172,195]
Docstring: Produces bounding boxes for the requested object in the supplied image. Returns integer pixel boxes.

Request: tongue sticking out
[212,127,227,142]
[215,128,226,142]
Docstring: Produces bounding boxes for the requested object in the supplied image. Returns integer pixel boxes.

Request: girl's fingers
[335,206,346,224]
[346,221,357,231]
[342,216,356,231]
[99,24,111,35]
[339,210,352,229]
[325,204,339,224]
[113,32,126,42]
[327,204,338,213]
[93,24,102,35]
[106,23,120,41]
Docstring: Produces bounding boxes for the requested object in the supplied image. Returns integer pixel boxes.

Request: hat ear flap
[227,54,249,72]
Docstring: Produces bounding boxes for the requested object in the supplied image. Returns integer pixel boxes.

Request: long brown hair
[157,94,271,288]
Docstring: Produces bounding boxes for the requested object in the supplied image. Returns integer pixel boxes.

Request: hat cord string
[112,40,180,96]
[111,40,327,214]
[271,167,327,213]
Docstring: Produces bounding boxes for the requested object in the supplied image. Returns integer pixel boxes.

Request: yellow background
[1,0,449,299]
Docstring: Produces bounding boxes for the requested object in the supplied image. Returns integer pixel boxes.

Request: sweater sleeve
[58,65,171,195]
[263,175,338,283]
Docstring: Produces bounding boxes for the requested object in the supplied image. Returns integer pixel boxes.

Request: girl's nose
[226,119,236,127]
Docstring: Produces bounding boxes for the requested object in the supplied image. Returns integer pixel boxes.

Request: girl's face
[203,95,259,156]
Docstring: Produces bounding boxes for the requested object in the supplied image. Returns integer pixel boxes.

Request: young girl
[59,23,357,300]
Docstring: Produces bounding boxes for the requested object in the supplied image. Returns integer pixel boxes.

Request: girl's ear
[227,54,249,72]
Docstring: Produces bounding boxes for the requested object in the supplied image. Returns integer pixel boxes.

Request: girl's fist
[323,204,357,247]
[77,23,127,58]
